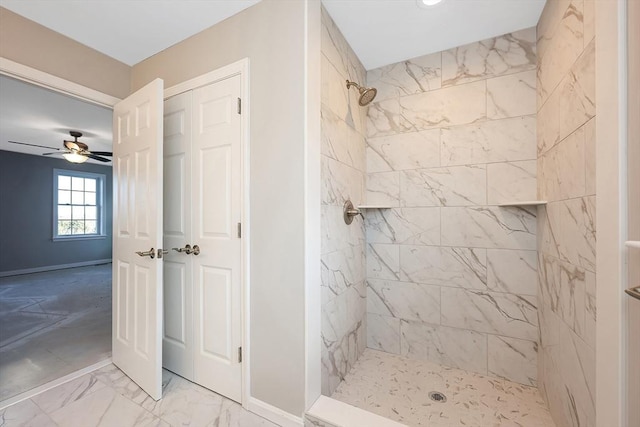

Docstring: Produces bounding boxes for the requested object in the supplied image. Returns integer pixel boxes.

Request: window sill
[53,235,108,242]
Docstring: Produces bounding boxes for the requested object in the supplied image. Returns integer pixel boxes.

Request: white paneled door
[162,75,243,403]
[112,78,164,400]
[162,91,193,379]
[192,76,243,402]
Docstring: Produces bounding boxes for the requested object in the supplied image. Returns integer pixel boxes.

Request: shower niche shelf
[497,200,548,207]
[357,205,393,209]
[343,200,392,225]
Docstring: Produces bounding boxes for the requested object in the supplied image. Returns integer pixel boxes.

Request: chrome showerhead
[346,80,377,106]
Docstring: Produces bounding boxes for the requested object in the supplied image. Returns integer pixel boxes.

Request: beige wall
[0,7,131,99]
[133,0,317,417]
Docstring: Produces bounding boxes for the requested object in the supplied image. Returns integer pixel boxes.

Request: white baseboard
[0,357,112,410]
[0,259,112,277]
[246,396,304,427]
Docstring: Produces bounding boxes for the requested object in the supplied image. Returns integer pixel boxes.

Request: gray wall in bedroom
[0,150,113,273]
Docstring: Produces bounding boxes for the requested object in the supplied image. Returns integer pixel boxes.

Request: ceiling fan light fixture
[63,152,88,164]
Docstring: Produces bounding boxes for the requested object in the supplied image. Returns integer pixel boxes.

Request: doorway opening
[0,74,114,403]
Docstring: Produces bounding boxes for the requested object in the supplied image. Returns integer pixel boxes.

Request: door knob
[136,248,155,259]
[192,245,200,256]
[172,244,192,254]
[157,248,169,259]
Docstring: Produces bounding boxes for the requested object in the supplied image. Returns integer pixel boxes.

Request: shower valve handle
[346,208,364,220]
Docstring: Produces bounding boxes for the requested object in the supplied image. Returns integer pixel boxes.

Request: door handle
[192,245,200,256]
[172,244,192,254]
[157,248,169,259]
[136,248,155,259]
[625,241,640,249]
[625,287,640,301]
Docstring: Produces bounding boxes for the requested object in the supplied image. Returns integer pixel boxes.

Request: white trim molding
[164,59,248,100]
[0,259,112,278]
[0,57,120,108]
[246,397,304,427]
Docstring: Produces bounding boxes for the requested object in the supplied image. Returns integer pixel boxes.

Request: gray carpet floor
[0,264,112,402]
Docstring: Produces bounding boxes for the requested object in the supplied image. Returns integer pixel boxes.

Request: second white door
[162,75,243,403]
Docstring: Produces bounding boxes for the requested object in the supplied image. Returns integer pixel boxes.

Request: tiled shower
[320,1,595,426]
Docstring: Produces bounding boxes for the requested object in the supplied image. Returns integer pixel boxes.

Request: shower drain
[428,391,447,403]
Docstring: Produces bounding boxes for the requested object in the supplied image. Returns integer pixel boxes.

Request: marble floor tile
[331,348,555,427]
[0,398,57,427]
[2,364,277,427]
[46,387,163,427]
[31,373,105,413]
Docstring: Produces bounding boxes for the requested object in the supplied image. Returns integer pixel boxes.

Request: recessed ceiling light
[417,0,445,8]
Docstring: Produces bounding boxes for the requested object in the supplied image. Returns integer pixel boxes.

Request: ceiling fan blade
[64,141,81,151]
[84,153,111,162]
[8,141,61,151]
[42,152,66,156]
[89,151,113,156]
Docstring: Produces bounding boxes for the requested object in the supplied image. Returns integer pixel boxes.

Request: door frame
[0,57,121,108]
[0,57,251,407]
[595,0,630,426]
[164,58,251,407]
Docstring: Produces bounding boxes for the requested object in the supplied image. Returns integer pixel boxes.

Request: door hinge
[237,98,241,114]
[238,346,243,363]
[237,222,242,238]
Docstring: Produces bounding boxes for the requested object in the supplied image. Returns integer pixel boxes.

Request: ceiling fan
[8,131,112,163]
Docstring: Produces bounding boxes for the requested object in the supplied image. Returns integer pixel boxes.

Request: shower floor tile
[331,349,555,427]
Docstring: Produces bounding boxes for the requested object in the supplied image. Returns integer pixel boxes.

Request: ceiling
[0,0,262,66]
[0,0,546,70]
[0,75,112,165]
[0,0,545,162]
[323,0,546,70]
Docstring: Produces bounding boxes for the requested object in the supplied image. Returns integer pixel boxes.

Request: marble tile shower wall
[320,7,368,396]
[363,27,539,386]
[536,1,596,426]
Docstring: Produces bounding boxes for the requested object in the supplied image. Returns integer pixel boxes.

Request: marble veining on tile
[399,245,487,290]
[487,249,537,295]
[367,53,442,102]
[365,208,440,246]
[331,349,555,427]
[441,206,537,250]
[400,165,487,207]
[441,27,536,87]
[366,130,440,173]
[487,160,537,204]
[536,1,596,425]
[1,364,276,427]
[367,279,440,324]
[487,70,537,119]
[440,116,536,166]
[362,26,540,390]
[399,80,486,131]
[441,288,538,341]
[400,320,488,374]
[321,4,369,397]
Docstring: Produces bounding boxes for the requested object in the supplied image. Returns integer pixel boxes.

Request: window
[53,169,106,239]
